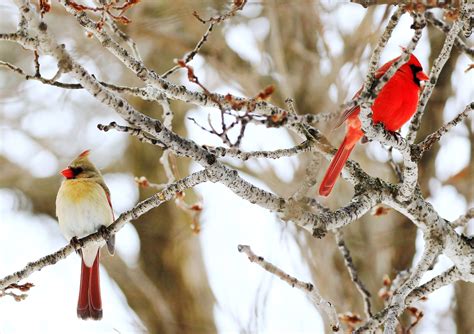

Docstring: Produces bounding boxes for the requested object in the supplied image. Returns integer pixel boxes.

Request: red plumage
[319,54,429,197]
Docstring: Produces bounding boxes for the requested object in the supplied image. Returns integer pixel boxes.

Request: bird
[56,149,115,320]
[318,53,429,197]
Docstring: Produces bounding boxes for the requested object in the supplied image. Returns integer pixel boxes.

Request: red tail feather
[77,253,102,320]
[319,136,356,197]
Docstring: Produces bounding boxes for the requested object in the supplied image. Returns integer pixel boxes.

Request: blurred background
[0,1,472,333]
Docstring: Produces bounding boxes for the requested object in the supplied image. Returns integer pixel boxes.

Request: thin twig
[425,11,474,59]
[238,244,341,333]
[97,121,168,148]
[162,23,215,78]
[335,230,373,319]
[0,60,153,96]
[387,147,403,182]
[450,208,474,228]
[416,102,473,158]
[193,0,247,24]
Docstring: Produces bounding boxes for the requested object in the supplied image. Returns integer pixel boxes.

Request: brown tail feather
[77,253,102,320]
[319,136,355,197]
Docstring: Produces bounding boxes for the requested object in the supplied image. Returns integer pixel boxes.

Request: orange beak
[61,167,74,179]
[416,71,429,82]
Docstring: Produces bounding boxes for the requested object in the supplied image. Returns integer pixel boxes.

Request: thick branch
[351,0,462,9]
[407,16,464,143]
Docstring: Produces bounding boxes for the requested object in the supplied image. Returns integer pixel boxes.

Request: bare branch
[425,11,474,58]
[205,140,313,161]
[0,170,211,291]
[351,0,462,9]
[355,237,442,333]
[405,266,461,304]
[335,230,373,319]
[97,121,168,148]
[100,7,143,62]
[311,193,380,236]
[416,102,473,157]
[407,13,465,143]
[193,0,247,24]
[451,208,474,228]
[162,22,215,78]
[363,6,405,92]
[0,60,152,96]
[238,244,341,333]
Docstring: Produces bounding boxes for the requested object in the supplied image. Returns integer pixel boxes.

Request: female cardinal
[319,53,429,196]
[56,150,115,320]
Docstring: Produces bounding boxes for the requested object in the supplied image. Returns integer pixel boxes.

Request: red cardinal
[56,150,115,320]
[319,54,429,196]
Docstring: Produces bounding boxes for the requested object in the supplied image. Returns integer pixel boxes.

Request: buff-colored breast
[56,179,113,266]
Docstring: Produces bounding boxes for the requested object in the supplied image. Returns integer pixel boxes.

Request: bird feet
[388,130,403,143]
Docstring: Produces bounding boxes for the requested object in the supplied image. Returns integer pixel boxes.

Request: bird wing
[334,58,398,129]
[99,181,115,255]
[374,58,397,79]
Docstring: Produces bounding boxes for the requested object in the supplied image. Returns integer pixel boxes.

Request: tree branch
[0,170,211,291]
[351,0,462,9]
[407,13,465,143]
[416,102,473,158]
[335,230,373,319]
[238,244,341,333]
[451,208,474,228]
[425,11,474,59]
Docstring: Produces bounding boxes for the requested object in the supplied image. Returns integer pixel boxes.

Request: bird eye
[71,167,83,175]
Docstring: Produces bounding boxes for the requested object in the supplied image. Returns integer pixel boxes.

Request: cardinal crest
[78,149,91,158]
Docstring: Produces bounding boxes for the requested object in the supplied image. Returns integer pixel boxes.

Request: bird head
[60,150,101,180]
[406,54,429,87]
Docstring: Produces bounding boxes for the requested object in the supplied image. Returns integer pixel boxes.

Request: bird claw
[376,122,403,143]
[388,130,403,143]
